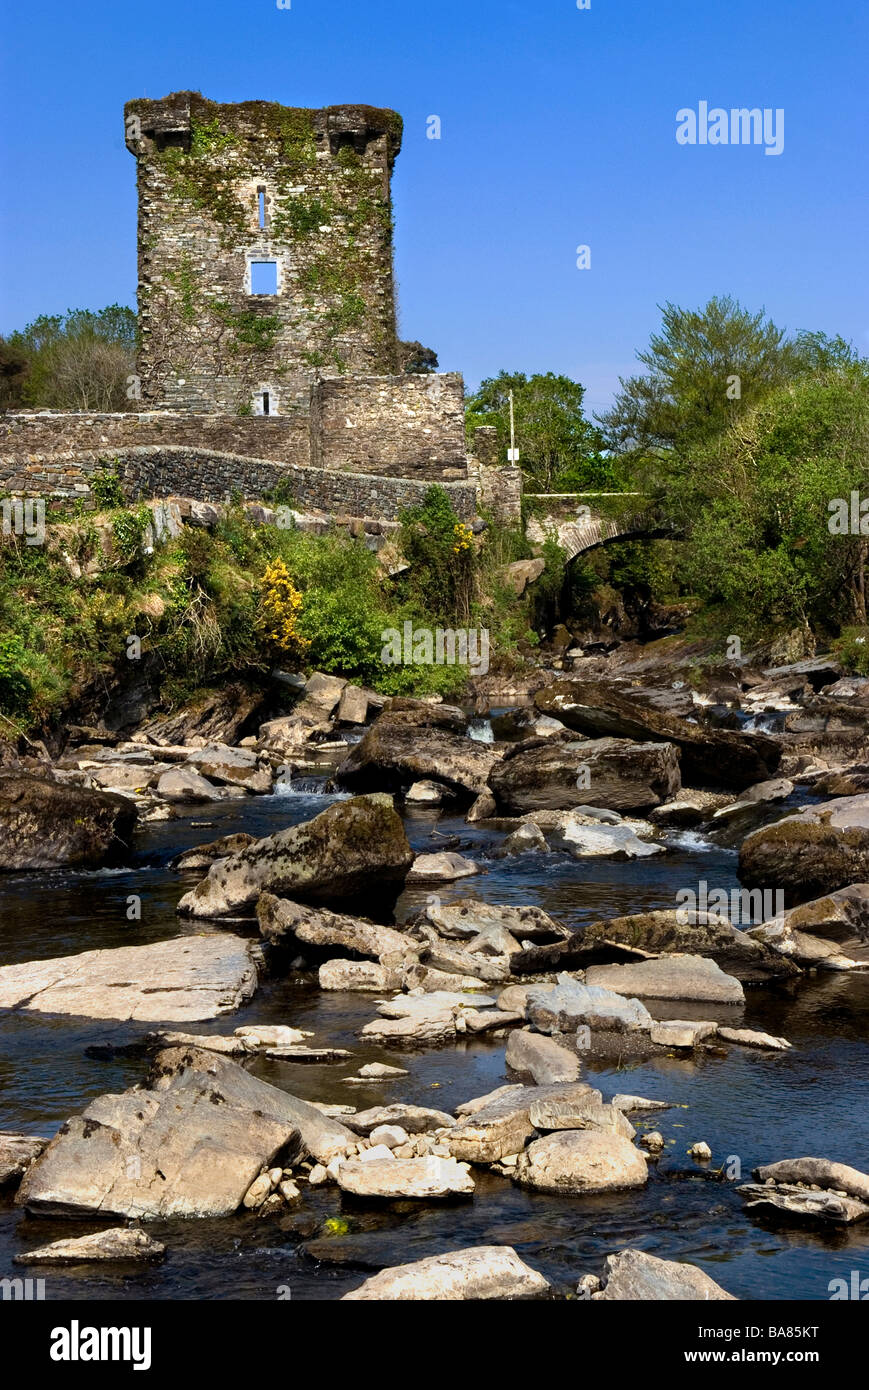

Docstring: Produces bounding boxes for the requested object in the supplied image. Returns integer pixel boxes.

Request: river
[2,781,868,1301]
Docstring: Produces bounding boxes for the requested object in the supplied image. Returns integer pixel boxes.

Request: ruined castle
[0,92,519,523]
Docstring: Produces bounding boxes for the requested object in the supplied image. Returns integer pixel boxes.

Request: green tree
[597,296,799,465]
[466,370,615,491]
[672,364,869,633]
[3,305,137,411]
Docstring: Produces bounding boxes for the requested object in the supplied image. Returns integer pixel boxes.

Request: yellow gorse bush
[258,557,308,656]
[452,522,474,554]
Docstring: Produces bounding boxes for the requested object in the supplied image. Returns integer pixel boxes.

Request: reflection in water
[1,785,868,1300]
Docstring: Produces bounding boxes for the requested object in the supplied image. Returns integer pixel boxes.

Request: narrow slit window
[262,391,270,416]
[257,187,266,230]
[250,260,278,295]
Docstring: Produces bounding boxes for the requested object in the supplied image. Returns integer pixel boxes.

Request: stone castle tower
[124,91,403,415]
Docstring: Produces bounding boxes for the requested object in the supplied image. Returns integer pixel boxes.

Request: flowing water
[1,784,868,1301]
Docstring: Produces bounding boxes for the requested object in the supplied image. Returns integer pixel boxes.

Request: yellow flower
[258,557,308,655]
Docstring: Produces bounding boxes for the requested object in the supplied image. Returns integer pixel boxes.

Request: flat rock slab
[585,955,745,1004]
[0,936,260,1022]
[14,1228,166,1264]
[336,1156,475,1199]
[342,1246,549,1300]
[16,1047,353,1219]
[650,1020,718,1048]
[597,1248,736,1300]
[754,1156,869,1204]
[738,1183,869,1224]
[515,1130,649,1194]
[528,1097,634,1140]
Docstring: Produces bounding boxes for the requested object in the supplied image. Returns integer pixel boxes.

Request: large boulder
[342,1246,549,1301]
[515,1130,648,1194]
[536,679,781,789]
[488,736,681,814]
[582,909,800,983]
[16,1047,353,1219]
[414,898,570,943]
[0,935,260,1023]
[447,1082,600,1162]
[753,1156,869,1204]
[0,772,137,871]
[765,884,869,961]
[177,795,413,919]
[334,708,497,798]
[185,744,273,794]
[525,974,653,1033]
[596,1249,736,1300]
[585,955,745,1004]
[257,895,414,960]
[739,796,869,904]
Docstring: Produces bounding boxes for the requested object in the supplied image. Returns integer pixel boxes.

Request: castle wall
[125,93,402,413]
[311,373,467,479]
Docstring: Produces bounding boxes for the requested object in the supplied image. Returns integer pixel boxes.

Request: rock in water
[488,736,681,815]
[16,1047,354,1218]
[0,1134,49,1187]
[505,1029,581,1084]
[336,1156,475,1199]
[739,796,869,903]
[177,795,414,919]
[582,909,799,984]
[535,679,780,789]
[342,1246,549,1300]
[596,1248,736,1300]
[406,852,479,883]
[0,772,137,871]
[515,1130,649,1194]
[14,1228,166,1264]
[0,935,260,1022]
[585,955,745,1004]
[753,1156,869,1203]
[257,896,413,960]
[335,708,498,798]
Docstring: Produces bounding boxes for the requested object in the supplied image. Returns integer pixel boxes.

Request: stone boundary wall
[0,443,479,521]
[0,411,311,468]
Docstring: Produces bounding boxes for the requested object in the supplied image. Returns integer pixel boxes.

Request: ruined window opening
[250,260,278,295]
[257,187,266,230]
[262,391,270,416]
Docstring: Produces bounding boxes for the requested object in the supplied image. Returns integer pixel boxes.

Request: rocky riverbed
[2,657,869,1300]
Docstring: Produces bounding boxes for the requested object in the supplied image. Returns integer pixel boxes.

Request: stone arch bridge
[524,493,679,561]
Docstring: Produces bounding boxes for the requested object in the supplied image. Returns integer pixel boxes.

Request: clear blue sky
[1,0,866,411]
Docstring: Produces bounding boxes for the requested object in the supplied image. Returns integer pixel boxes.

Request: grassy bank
[0,484,553,733]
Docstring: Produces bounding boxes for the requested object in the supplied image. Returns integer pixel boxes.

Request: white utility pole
[507,390,519,463]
